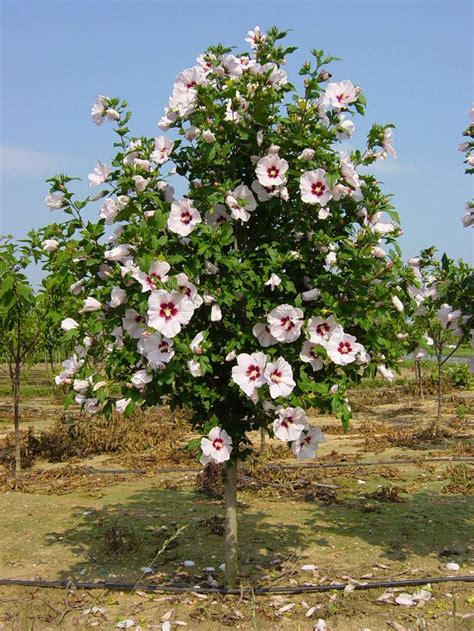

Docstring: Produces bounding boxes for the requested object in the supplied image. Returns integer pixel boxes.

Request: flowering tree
[0,237,44,476]
[407,249,473,431]
[458,106,473,228]
[41,27,414,587]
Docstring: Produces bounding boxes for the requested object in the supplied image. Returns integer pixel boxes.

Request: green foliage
[407,250,473,364]
[442,363,472,390]
[39,29,416,457]
[456,403,470,420]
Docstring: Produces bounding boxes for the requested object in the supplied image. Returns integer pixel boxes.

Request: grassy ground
[0,366,473,629]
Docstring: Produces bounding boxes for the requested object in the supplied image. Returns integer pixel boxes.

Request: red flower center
[134,315,143,323]
[338,341,352,354]
[316,323,330,336]
[212,437,224,451]
[271,370,282,384]
[267,165,280,179]
[181,211,192,224]
[159,341,169,353]
[146,271,162,289]
[280,316,295,331]
[281,416,293,428]
[160,302,178,320]
[246,364,261,381]
[311,181,326,197]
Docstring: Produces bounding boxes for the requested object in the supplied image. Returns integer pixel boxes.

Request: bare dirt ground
[0,366,472,630]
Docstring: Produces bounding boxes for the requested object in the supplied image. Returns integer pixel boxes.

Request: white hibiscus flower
[147,290,195,338]
[326,332,365,366]
[231,352,267,398]
[168,199,202,236]
[88,162,111,187]
[323,80,358,109]
[300,169,332,205]
[255,154,289,188]
[299,341,324,371]
[267,304,304,343]
[273,407,308,441]
[225,184,257,222]
[264,357,295,399]
[200,427,233,465]
[292,427,325,460]
[151,136,175,164]
[252,323,278,348]
[306,316,342,345]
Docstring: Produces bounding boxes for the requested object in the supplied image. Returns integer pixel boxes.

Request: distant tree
[0,237,42,475]
[407,249,473,432]
[458,106,473,228]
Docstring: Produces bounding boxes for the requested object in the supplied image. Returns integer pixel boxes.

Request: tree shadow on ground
[304,490,473,563]
[43,485,309,585]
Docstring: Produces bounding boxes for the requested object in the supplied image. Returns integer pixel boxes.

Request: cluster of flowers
[54,254,208,410]
[458,106,473,228]
[48,26,403,469]
[412,302,468,361]
[405,257,469,360]
[248,307,369,381]
[220,147,377,233]
[72,146,377,243]
[200,406,325,465]
[157,35,289,131]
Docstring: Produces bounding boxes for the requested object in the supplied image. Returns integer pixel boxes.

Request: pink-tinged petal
[208,427,221,441]
[201,437,213,456]
[161,317,182,338]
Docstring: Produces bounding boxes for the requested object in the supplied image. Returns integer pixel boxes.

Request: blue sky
[1,0,472,280]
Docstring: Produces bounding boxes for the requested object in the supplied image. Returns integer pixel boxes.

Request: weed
[196,461,224,498]
[442,464,473,495]
[199,515,225,536]
[104,521,140,556]
[368,485,403,503]
[456,404,470,420]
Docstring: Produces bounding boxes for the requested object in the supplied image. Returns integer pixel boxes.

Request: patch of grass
[0,384,55,397]
[445,345,474,359]
[456,404,470,420]
[1,461,473,629]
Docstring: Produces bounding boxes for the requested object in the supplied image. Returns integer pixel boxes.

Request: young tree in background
[408,249,473,433]
[42,27,414,587]
[458,106,473,228]
[0,237,43,476]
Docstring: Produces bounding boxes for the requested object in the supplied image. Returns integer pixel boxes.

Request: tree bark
[224,460,238,588]
[260,427,267,455]
[418,361,424,400]
[415,360,424,400]
[436,358,443,428]
[48,347,55,372]
[13,363,21,477]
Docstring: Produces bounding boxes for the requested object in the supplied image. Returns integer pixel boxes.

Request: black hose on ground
[0,575,472,595]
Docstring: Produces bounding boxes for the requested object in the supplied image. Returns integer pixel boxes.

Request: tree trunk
[260,427,267,455]
[224,461,238,588]
[13,363,21,477]
[436,359,443,428]
[415,360,424,399]
[418,361,424,400]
